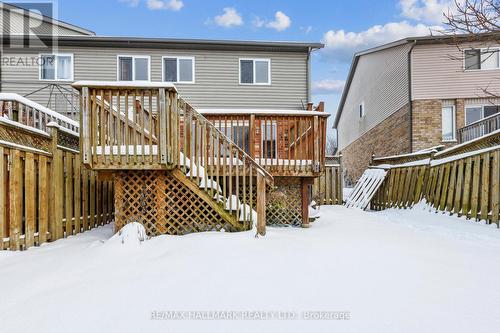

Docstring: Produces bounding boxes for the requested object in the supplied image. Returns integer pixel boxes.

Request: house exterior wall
[411,42,500,100]
[1,46,308,111]
[340,104,411,183]
[0,5,92,35]
[337,43,412,151]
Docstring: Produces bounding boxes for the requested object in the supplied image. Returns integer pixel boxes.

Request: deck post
[256,171,266,236]
[159,88,168,165]
[301,177,313,228]
[81,86,91,166]
[249,114,255,158]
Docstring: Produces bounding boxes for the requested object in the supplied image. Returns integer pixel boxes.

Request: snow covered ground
[1,204,500,333]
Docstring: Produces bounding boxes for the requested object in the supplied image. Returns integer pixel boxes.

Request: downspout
[408,41,416,153]
[306,47,312,103]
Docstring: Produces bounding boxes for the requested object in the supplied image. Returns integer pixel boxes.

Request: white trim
[116,55,151,82]
[39,53,74,82]
[441,105,456,141]
[238,58,271,85]
[161,56,195,84]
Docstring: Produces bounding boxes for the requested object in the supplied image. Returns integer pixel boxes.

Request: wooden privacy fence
[0,118,113,251]
[371,145,500,226]
[313,159,343,205]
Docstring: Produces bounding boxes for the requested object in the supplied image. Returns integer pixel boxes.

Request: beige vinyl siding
[337,43,412,151]
[412,42,500,100]
[1,46,307,111]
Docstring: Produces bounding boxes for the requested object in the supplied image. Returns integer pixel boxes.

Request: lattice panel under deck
[115,170,238,236]
[266,177,303,226]
[233,176,303,226]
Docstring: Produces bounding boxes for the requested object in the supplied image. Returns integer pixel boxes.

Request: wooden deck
[73,81,275,235]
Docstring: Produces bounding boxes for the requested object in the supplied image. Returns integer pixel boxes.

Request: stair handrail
[178,97,273,186]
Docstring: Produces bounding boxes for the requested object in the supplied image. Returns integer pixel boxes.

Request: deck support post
[48,124,64,240]
[81,86,91,166]
[256,171,266,236]
[301,177,313,228]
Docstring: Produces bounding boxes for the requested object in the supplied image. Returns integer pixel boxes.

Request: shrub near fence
[371,145,500,226]
[0,122,114,251]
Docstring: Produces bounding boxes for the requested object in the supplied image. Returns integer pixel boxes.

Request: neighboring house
[0,3,329,228]
[334,33,500,182]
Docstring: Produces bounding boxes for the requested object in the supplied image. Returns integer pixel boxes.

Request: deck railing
[74,82,178,170]
[458,113,500,143]
[204,111,328,176]
[0,92,79,134]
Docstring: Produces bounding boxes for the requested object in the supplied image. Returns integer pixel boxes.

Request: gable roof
[1,2,95,36]
[333,32,500,128]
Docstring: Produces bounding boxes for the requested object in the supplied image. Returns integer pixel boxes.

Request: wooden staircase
[72,81,273,236]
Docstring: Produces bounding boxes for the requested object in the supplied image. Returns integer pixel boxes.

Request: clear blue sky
[53,0,449,124]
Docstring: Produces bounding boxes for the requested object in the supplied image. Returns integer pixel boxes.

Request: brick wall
[411,99,465,151]
[340,104,411,183]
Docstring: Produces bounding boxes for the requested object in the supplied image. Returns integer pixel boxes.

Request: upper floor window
[117,55,150,81]
[39,54,73,81]
[239,58,271,85]
[163,56,195,83]
[464,48,500,71]
[441,106,456,141]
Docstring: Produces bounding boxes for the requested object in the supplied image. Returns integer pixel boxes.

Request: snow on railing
[0,93,79,134]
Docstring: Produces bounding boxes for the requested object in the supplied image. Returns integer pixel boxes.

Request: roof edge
[1,2,95,36]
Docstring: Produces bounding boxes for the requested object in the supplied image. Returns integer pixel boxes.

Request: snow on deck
[0,205,499,332]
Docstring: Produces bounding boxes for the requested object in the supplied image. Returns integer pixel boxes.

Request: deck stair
[72,81,273,235]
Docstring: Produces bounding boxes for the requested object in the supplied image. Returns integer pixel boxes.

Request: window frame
[38,53,74,82]
[238,58,271,85]
[441,105,456,142]
[465,104,500,126]
[161,55,196,84]
[116,55,151,82]
[463,48,500,72]
[359,102,365,119]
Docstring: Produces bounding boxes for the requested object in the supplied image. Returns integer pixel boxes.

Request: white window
[39,54,73,81]
[359,102,365,118]
[117,55,150,81]
[441,106,456,141]
[261,122,277,158]
[465,105,500,125]
[162,56,195,83]
[239,58,271,85]
[464,48,500,71]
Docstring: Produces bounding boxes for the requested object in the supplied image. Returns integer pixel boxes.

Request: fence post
[48,124,64,241]
[256,171,266,236]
